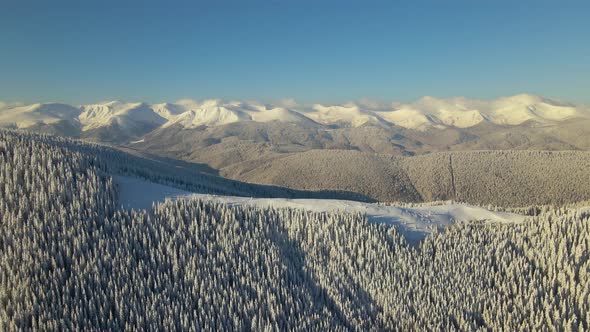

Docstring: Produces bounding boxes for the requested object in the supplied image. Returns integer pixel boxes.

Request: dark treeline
[1,130,589,330]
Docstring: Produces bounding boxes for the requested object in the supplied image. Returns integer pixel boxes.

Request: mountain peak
[0,95,587,134]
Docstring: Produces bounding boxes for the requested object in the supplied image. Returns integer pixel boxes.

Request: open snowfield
[114,175,526,241]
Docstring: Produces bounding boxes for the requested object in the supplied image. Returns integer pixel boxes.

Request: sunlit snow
[114,175,525,242]
[1,94,587,131]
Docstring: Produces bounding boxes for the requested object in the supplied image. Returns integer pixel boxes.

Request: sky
[0,0,589,105]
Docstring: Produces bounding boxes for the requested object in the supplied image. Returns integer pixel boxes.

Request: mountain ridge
[1,94,587,139]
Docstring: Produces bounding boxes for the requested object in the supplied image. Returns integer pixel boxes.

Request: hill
[221,149,590,207]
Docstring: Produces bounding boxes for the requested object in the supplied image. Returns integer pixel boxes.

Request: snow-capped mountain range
[0,94,588,134]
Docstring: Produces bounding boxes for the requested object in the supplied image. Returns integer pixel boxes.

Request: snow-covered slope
[380,96,487,129]
[1,94,587,133]
[376,108,436,130]
[249,106,310,123]
[162,100,312,128]
[162,102,251,128]
[486,94,583,125]
[232,102,312,123]
[150,102,191,120]
[0,101,167,132]
[306,103,388,127]
[114,175,525,242]
[79,101,166,131]
[0,103,81,128]
[383,94,588,130]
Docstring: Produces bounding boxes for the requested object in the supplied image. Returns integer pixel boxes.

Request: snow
[247,106,309,123]
[381,96,486,129]
[161,100,312,127]
[79,101,166,131]
[1,94,587,131]
[0,103,81,128]
[377,108,433,130]
[114,175,526,242]
[159,99,251,128]
[488,94,582,125]
[150,102,190,120]
[163,107,250,128]
[307,104,387,127]
[379,94,586,130]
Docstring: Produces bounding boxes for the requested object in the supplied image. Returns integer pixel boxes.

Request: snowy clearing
[114,175,526,242]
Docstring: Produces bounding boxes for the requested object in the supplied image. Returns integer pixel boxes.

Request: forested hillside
[0,129,589,330]
[402,151,590,206]
[222,150,422,203]
[0,130,372,201]
[226,149,590,207]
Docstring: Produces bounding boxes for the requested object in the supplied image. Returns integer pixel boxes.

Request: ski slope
[114,175,526,242]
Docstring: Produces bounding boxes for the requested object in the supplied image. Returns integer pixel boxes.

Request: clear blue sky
[1,0,589,104]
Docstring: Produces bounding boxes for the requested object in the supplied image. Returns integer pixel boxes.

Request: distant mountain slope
[79,101,166,130]
[0,94,587,142]
[0,102,81,129]
[382,94,588,129]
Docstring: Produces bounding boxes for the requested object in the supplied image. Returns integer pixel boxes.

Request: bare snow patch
[113,175,525,242]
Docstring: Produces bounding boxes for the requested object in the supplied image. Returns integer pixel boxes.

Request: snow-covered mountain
[0,94,587,137]
[161,99,313,128]
[303,103,387,127]
[79,101,167,131]
[161,99,252,128]
[0,102,81,129]
[378,94,588,130]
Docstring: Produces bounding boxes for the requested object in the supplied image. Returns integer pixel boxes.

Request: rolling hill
[219,149,590,207]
